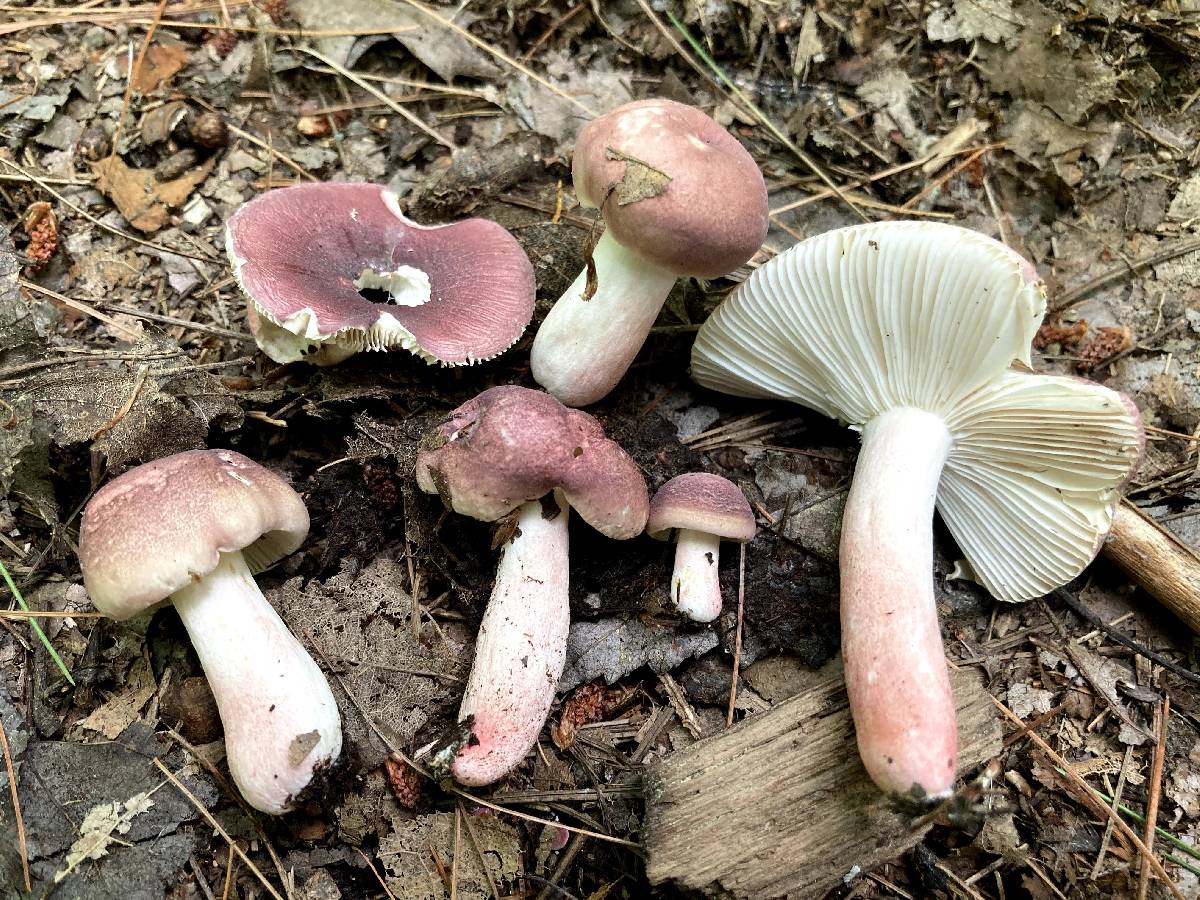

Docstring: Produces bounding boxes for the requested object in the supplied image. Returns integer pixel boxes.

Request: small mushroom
[78,450,342,815]
[646,473,755,622]
[691,222,1143,801]
[225,182,535,366]
[416,386,648,785]
[530,99,768,407]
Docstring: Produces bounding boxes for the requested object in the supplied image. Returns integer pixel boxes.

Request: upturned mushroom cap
[79,450,309,620]
[572,99,768,278]
[646,473,755,542]
[226,182,535,365]
[691,221,1143,601]
[416,386,648,538]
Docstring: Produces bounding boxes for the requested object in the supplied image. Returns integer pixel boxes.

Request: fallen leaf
[560,618,718,692]
[606,149,672,206]
[54,792,155,882]
[78,655,156,739]
[92,155,215,233]
[125,43,190,93]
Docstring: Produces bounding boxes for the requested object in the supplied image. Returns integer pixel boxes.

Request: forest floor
[1,0,1200,898]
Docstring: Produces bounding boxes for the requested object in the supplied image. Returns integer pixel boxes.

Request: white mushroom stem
[530,229,678,407]
[672,529,723,623]
[170,551,342,814]
[839,406,958,800]
[452,497,571,786]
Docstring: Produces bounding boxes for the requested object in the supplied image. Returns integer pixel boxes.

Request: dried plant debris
[560,617,719,692]
[926,0,1023,47]
[378,809,520,899]
[272,555,465,770]
[18,722,215,897]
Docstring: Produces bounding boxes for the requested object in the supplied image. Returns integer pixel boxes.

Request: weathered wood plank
[644,661,1000,898]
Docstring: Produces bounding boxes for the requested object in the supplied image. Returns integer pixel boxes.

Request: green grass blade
[1070,773,1200,863]
[0,558,75,686]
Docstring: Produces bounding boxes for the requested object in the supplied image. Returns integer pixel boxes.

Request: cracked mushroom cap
[79,450,309,620]
[226,182,535,365]
[415,386,649,538]
[572,99,768,278]
[647,473,755,542]
[691,221,1143,602]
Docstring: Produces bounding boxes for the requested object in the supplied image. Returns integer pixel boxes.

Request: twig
[727,542,746,727]
[1051,236,1200,313]
[354,848,398,900]
[393,0,596,117]
[992,697,1186,900]
[109,0,168,162]
[1050,586,1200,686]
[296,47,453,149]
[153,759,285,900]
[650,4,867,223]
[451,804,461,900]
[0,157,217,263]
[459,806,501,900]
[1138,696,1170,900]
[220,845,235,900]
[95,302,254,342]
[20,279,143,341]
[1091,745,1134,878]
[450,788,639,847]
[536,833,588,900]
[0,713,29,892]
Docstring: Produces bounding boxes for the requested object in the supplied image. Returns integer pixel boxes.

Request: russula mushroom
[226,182,535,366]
[416,385,648,785]
[530,99,768,407]
[691,221,1143,801]
[646,473,755,622]
[78,449,342,814]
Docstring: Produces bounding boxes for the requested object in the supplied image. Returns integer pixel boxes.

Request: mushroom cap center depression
[354,264,433,308]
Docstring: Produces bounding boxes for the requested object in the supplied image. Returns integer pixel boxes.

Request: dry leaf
[606,149,672,206]
[54,792,155,882]
[125,43,190,93]
[93,155,216,233]
[78,655,157,739]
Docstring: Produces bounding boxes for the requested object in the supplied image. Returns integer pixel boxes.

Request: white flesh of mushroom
[672,528,723,623]
[171,550,342,815]
[531,229,677,407]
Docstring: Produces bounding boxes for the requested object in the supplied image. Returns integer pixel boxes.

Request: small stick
[1104,502,1200,633]
[727,542,746,727]
[992,697,1186,900]
[1138,696,1170,900]
[0,714,29,892]
[152,758,285,900]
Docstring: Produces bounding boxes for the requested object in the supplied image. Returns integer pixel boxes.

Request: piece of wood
[1105,502,1200,633]
[643,661,1000,899]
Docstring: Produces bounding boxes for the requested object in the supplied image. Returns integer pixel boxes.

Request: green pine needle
[0,558,75,686]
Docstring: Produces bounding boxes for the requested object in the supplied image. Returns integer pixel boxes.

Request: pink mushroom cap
[226,182,535,365]
[646,473,755,542]
[572,99,768,278]
[416,385,649,537]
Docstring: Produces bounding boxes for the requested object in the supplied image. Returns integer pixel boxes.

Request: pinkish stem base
[840,406,957,800]
[452,497,571,786]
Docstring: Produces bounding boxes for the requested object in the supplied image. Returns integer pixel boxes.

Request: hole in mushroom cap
[353,265,432,308]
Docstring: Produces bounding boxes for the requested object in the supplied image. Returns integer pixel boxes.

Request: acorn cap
[415,385,648,539]
[572,99,768,278]
[225,182,535,365]
[646,473,755,542]
[691,221,1143,602]
[79,450,309,620]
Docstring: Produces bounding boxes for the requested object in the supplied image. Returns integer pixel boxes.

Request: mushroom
[691,222,1143,801]
[225,182,535,366]
[530,99,768,407]
[416,386,648,785]
[646,473,755,622]
[78,449,342,814]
